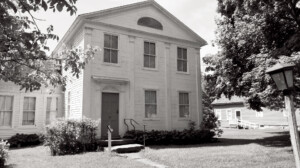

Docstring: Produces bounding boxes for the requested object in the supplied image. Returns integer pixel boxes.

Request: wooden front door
[101,93,119,138]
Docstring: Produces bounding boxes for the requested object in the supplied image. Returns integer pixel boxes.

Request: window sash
[104,34,118,63]
[144,42,155,68]
[179,93,189,118]
[177,47,187,72]
[23,97,36,125]
[0,96,13,126]
[145,90,157,118]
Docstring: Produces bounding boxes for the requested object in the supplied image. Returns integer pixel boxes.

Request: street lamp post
[266,63,300,168]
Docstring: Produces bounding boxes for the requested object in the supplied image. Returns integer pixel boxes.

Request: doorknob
[116,110,119,114]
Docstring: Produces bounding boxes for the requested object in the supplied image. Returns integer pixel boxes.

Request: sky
[35,0,219,58]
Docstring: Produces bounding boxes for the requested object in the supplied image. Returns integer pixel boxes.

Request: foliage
[0,139,9,167]
[204,0,300,111]
[200,91,223,136]
[0,0,98,91]
[8,133,44,148]
[123,129,216,146]
[45,118,99,155]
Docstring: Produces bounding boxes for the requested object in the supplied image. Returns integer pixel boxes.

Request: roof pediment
[81,0,206,45]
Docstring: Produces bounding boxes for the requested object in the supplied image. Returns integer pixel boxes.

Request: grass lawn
[6,146,152,168]
[142,129,296,168]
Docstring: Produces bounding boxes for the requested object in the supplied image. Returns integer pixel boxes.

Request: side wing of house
[0,81,63,139]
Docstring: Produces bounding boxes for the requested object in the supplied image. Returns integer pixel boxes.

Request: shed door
[101,93,119,138]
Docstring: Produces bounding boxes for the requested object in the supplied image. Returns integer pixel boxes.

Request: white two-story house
[53,0,207,138]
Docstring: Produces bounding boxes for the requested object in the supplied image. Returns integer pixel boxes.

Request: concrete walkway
[119,152,167,168]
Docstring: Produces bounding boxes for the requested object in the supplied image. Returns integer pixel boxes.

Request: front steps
[98,139,144,153]
[98,139,135,147]
[104,144,144,153]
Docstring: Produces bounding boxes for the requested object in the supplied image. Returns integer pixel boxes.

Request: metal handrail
[123,118,147,147]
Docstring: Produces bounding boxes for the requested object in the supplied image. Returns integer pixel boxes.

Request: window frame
[22,97,36,126]
[177,47,188,72]
[46,97,58,125]
[215,109,222,120]
[0,95,13,127]
[179,92,190,118]
[143,41,156,69]
[144,90,157,118]
[103,33,119,64]
[226,109,232,120]
[256,111,263,117]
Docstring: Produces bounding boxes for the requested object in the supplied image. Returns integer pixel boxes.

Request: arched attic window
[137,17,163,30]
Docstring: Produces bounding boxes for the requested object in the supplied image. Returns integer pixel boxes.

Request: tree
[204,0,300,111]
[0,0,98,91]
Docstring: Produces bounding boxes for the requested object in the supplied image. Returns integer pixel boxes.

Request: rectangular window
[145,90,157,118]
[23,97,36,125]
[179,92,189,118]
[0,96,13,126]
[226,109,232,120]
[144,42,156,68]
[215,109,221,120]
[256,111,263,117]
[46,97,58,125]
[177,47,187,72]
[104,34,118,63]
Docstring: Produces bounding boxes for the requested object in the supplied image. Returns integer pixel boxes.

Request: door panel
[101,93,119,138]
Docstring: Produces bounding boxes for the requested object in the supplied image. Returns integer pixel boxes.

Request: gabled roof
[52,0,206,54]
[211,95,245,105]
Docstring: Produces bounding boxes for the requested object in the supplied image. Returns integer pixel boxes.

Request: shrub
[123,129,215,146]
[200,109,223,137]
[0,140,10,167]
[8,133,44,148]
[46,117,99,156]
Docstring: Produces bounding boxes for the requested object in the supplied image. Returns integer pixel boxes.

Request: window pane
[29,98,36,110]
[0,96,5,111]
[5,96,13,111]
[149,56,155,68]
[144,55,149,67]
[146,91,156,104]
[145,105,156,118]
[179,93,189,104]
[111,35,118,49]
[23,97,29,111]
[177,60,183,71]
[111,50,118,63]
[104,34,110,48]
[3,111,11,126]
[180,105,187,117]
[144,42,149,54]
[23,112,34,125]
[104,49,111,62]
[149,43,155,55]
[182,48,187,60]
[177,48,182,59]
[46,97,52,112]
[183,61,187,72]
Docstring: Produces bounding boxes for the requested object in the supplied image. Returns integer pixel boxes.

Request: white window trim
[226,109,232,120]
[176,46,189,74]
[0,95,14,128]
[143,41,158,70]
[215,109,221,120]
[103,33,120,65]
[178,92,190,119]
[256,111,263,117]
[234,109,242,120]
[144,89,159,119]
[21,96,37,127]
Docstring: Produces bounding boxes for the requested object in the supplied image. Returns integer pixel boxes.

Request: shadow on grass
[148,131,294,150]
[5,164,16,168]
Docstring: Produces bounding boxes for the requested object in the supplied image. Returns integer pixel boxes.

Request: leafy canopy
[0,0,98,91]
[204,0,300,111]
